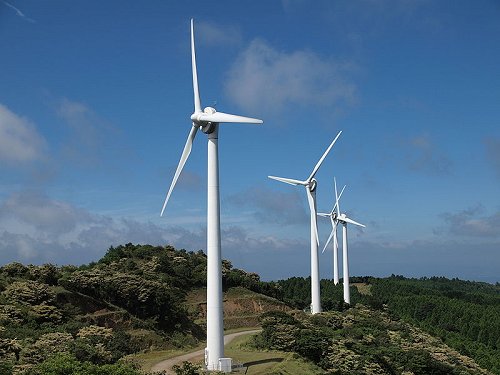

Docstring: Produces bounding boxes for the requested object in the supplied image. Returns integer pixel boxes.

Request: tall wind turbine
[335,184,365,305]
[161,19,263,371]
[268,131,341,314]
[318,178,345,285]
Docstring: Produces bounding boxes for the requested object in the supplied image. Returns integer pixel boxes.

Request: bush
[24,352,142,375]
[172,361,203,375]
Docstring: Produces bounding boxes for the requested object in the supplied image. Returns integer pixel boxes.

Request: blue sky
[1,0,499,283]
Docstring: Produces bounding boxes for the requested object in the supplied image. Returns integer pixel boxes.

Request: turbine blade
[333,184,346,214]
[191,19,202,114]
[268,176,305,186]
[342,216,366,227]
[197,111,263,124]
[334,178,340,216]
[161,125,198,216]
[306,187,319,246]
[317,212,330,217]
[307,130,342,181]
[322,228,335,253]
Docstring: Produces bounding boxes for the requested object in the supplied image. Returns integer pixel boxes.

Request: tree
[2,281,55,305]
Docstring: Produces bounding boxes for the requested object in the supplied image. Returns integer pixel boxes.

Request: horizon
[1,1,499,284]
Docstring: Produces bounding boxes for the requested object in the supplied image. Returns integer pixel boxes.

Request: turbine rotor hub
[201,107,217,134]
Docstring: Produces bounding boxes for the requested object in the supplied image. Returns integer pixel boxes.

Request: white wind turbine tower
[268,131,342,315]
[318,178,346,285]
[335,182,365,305]
[160,19,263,372]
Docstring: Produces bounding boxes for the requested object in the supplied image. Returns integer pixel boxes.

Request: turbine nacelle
[308,178,317,192]
[338,212,366,228]
[191,107,218,134]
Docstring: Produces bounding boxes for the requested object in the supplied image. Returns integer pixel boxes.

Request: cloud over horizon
[438,205,500,238]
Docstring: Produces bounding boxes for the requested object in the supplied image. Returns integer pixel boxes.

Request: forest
[0,243,498,374]
[271,275,500,374]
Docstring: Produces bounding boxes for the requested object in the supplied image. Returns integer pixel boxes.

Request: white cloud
[0,192,168,265]
[0,192,87,237]
[0,190,309,279]
[0,190,498,283]
[438,205,500,238]
[227,186,308,225]
[56,98,118,167]
[197,21,242,47]
[0,104,47,164]
[224,39,357,114]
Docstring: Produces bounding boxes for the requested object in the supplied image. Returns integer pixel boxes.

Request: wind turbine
[268,131,342,314]
[335,183,365,305]
[318,178,346,285]
[160,19,263,371]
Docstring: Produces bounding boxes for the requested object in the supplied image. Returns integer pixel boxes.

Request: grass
[131,328,258,372]
[224,331,324,375]
[133,330,323,375]
[129,347,198,372]
[354,282,372,295]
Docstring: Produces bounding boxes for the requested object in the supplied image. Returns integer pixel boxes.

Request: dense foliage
[369,275,500,374]
[254,307,492,374]
[271,275,499,374]
[274,276,363,310]
[0,243,280,374]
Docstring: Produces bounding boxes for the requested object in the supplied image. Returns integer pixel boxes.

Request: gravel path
[150,329,261,374]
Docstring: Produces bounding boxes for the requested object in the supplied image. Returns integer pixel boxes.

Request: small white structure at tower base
[218,357,232,373]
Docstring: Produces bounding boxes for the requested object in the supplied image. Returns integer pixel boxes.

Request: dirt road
[150,329,261,374]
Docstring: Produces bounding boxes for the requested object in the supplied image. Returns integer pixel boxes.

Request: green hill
[254,306,494,375]
[0,244,498,374]
[0,243,285,374]
[272,275,500,374]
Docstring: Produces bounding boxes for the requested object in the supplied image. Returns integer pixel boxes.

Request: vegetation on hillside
[270,275,500,374]
[253,307,492,374]
[0,243,498,375]
[370,275,500,374]
[0,243,280,374]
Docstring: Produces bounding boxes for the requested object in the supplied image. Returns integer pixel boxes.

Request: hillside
[0,244,498,374]
[273,275,500,374]
[254,306,494,375]
[0,243,285,374]
[186,286,290,330]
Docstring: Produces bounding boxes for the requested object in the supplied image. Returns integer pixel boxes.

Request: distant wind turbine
[318,178,346,285]
[335,183,365,305]
[268,131,342,314]
[161,19,263,371]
